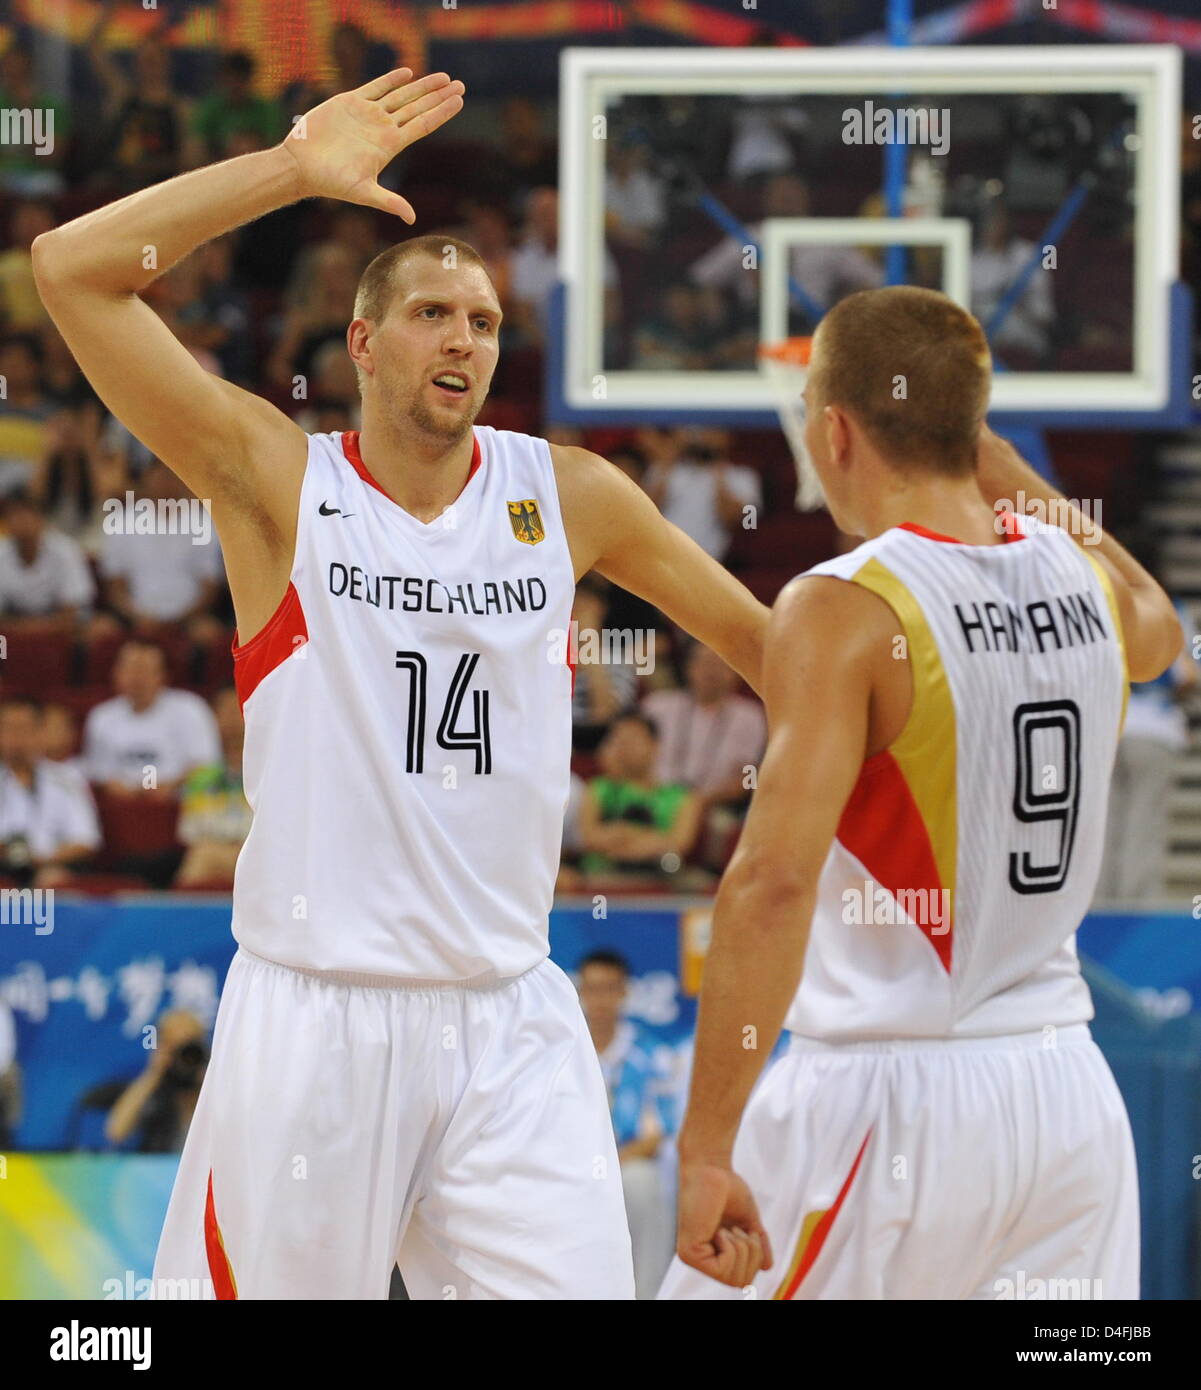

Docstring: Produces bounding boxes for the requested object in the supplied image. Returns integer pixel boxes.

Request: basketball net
[759,338,825,513]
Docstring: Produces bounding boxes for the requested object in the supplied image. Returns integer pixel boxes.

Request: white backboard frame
[558,45,1181,419]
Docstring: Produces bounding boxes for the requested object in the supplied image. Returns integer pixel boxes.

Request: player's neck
[859,472,1003,547]
[356,413,477,524]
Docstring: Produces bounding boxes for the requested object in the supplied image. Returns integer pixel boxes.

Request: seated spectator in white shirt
[96,460,223,643]
[0,490,95,632]
[642,641,766,868]
[642,428,761,561]
[174,687,251,889]
[689,173,883,319]
[0,697,101,887]
[571,579,641,753]
[83,639,221,799]
[40,702,87,779]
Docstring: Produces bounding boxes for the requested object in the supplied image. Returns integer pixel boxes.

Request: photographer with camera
[104,1010,209,1153]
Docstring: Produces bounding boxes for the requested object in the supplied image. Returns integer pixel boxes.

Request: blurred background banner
[1,898,1200,1297]
[0,1153,176,1300]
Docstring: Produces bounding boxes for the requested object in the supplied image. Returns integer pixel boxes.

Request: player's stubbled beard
[390,358,488,444]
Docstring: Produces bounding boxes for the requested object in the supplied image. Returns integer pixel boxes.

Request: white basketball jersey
[229,428,575,981]
[785,514,1128,1041]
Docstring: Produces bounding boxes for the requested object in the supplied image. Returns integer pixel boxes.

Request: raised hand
[281,69,465,223]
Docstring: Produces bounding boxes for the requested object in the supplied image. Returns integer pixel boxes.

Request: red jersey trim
[837,750,953,972]
[340,429,482,502]
[231,581,308,711]
[899,517,1025,545]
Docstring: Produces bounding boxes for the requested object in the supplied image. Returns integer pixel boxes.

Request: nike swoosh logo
[319,501,354,518]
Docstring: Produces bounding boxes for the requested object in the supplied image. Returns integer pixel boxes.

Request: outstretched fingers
[355,68,414,102]
[393,88,465,149]
[380,71,460,115]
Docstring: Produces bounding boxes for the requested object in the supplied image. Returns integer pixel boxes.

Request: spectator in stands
[104,1009,208,1153]
[727,98,809,182]
[689,174,883,326]
[147,248,250,386]
[0,46,69,195]
[0,198,54,332]
[280,23,377,123]
[268,244,359,392]
[39,323,91,407]
[509,187,560,346]
[0,696,100,887]
[191,50,282,163]
[452,199,515,309]
[40,702,85,779]
[605,131,668,251]
[0,996,18,1147]
[174,688,251,889]
[97,460,224,641]
[490,96,558,214]
[578,713,704,888]
[642,640,765,862]
[970,200,1053,365]
[83,639,220,797]
[87,23,187,192]
[286,206,387,304]
[1099,601,1200,901]
[192,236,255,384]
[643,427,761,561]
[32,399,123,553]
[630,282,732,372]
[0,491,95,631]
[293,340,361,432]
[0,334,54,495]
[578,948,675,1299]
[571,579,640,753]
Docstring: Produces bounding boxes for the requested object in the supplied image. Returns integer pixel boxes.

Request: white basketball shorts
[659,1024,1139,1301]
[153,947,634,1299]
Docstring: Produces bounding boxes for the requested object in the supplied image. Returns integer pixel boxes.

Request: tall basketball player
[33,71,769,1299]
[659,287,1182,1300]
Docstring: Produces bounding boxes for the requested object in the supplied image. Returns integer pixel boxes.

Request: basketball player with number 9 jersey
[662,287,1183,1301]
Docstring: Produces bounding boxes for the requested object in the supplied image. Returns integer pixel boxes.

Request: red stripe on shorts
[204,1170,239,1300]
[777,1129,871,1300]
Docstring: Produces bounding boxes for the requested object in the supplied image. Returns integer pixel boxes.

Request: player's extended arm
[674,575,875,1287]
[552,447,769,694]
[32,70,464,635]
[977,426,1182,681]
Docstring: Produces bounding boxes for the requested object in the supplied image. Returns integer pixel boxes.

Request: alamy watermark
[102,493,212,545]
[546,623,656,676]
[0,887,53,935]
[995,492,1102,545]
[0,107,54,157]
[842,102,949,157]
[841,878,950,933]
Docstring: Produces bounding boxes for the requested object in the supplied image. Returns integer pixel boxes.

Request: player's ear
[824,403,852,468]
[347,319,374,381]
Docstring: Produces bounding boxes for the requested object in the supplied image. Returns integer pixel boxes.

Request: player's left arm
[552,446,769,695]
[674,574,877,1287]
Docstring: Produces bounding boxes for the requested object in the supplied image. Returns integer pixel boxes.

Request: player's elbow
[30,229,75,298]
[1128,599,1185,683]
[724,843,812,916]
